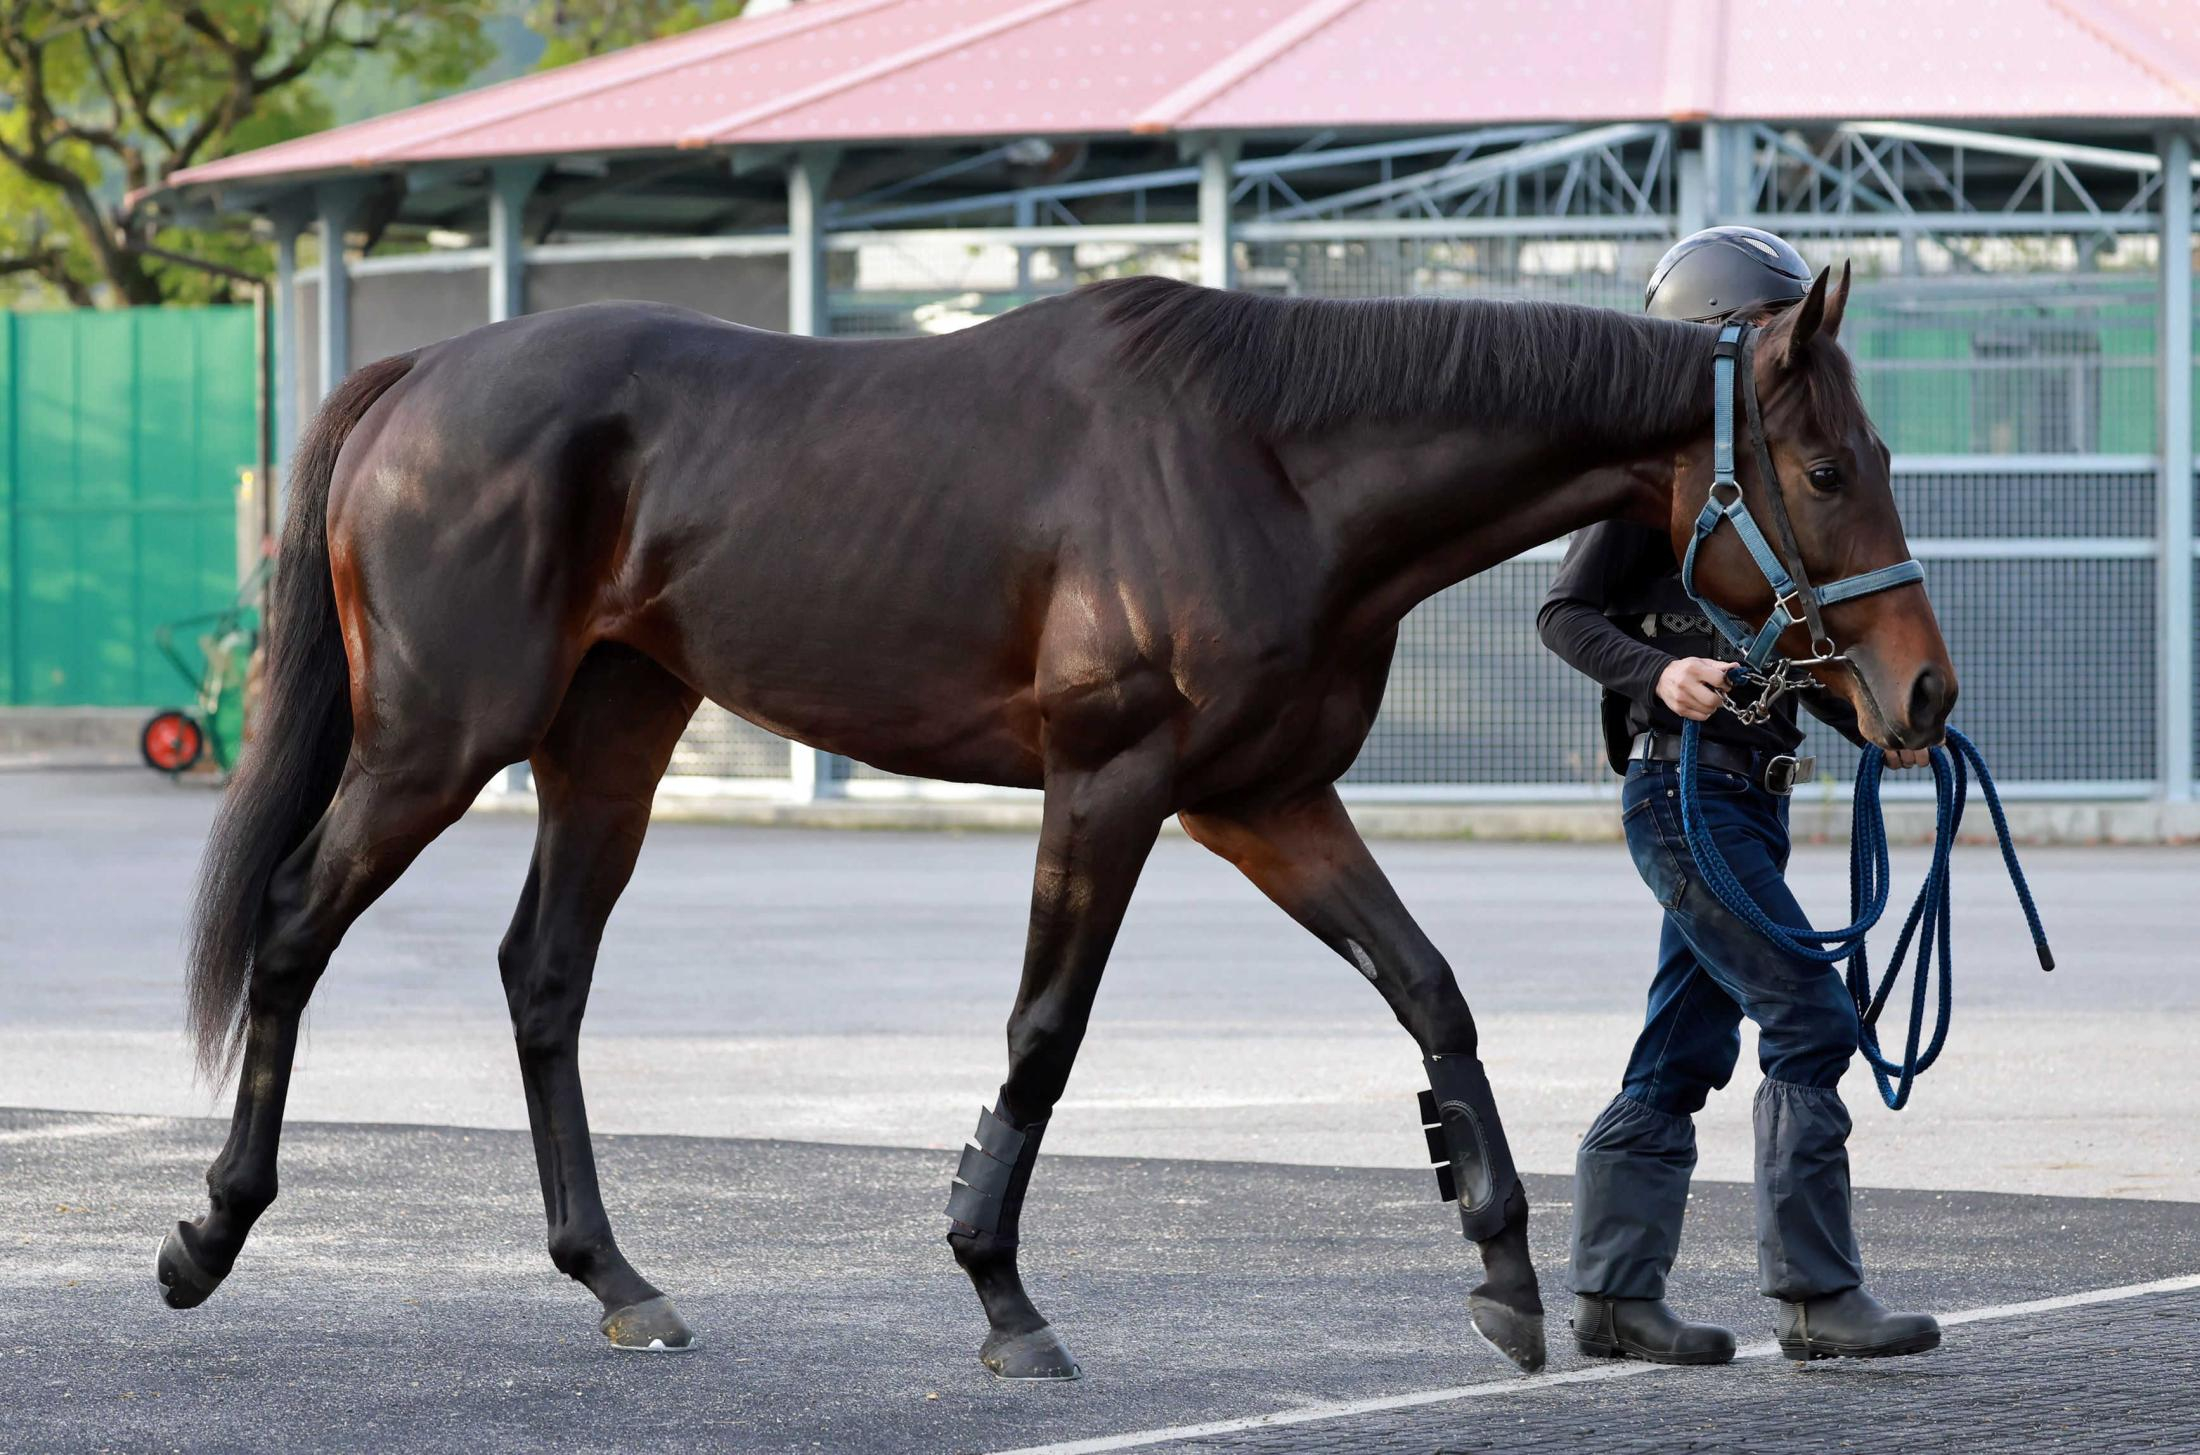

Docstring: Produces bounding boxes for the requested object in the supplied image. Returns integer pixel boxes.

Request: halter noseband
[1679,320,1925,721]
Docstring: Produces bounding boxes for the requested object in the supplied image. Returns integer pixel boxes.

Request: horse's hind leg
[498,645,700,1350]
[1180,786,1546,1373]
[949,738,1173,1379]
[158,750,505,1308]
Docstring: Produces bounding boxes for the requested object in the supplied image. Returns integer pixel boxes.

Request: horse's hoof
[1469,1293,1547,1374]
[981,1324,1081,1380]
[602,1295,696,1351]
[156,1224,223,1310]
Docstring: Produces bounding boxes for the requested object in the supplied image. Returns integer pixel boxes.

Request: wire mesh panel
[1341,557,1605,788]
[1834,275,2158,457]
[1240,234,1668,308]
[1889,461,2154,539]
[1795,557,2156,785]
[666,703,791,781]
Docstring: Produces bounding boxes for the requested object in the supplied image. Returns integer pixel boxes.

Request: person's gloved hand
[1655,657,1732,721]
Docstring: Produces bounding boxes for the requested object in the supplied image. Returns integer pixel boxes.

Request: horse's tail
[188,351,417,1080]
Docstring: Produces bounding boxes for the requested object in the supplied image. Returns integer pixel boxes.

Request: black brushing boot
[1422,1054,1545,1373]
[947,1102,1081,1381]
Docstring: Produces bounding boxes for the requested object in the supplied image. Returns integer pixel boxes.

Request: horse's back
[320,296,1139,784]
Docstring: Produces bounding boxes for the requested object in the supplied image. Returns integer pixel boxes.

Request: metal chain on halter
[1713,653,1817,727]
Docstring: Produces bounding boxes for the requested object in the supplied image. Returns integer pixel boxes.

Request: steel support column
[272,209,304,479]
[1703,121,1747,220]
[489,163,545,323]
[785,150,838,800]
[2158,130,2194,800]
[787,151,836,339]
[490,164,547,794]
[1198,138,1238,289]
[1675,134,1710,235]
[314,186,361,402]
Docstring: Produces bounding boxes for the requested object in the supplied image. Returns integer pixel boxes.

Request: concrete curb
[472,786,2200,846]
[0,706,148,769]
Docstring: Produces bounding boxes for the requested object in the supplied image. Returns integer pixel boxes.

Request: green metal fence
[0,307,256,707]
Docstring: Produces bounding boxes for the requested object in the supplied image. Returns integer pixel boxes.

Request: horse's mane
[1092,275,1722,445]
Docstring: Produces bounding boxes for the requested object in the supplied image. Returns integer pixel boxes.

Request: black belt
[1629,731,1813,796]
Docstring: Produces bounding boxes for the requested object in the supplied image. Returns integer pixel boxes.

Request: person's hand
[1883,747,1933,770]
[1655,657,1733,721]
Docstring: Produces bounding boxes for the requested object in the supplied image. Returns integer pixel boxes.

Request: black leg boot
[947,1101,1079,1379]
[1422,1055,1545,1372]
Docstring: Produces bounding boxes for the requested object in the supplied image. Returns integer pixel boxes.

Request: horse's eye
[1806,464,1841,492]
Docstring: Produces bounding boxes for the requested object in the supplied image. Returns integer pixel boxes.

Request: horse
[157,263,1952,1378]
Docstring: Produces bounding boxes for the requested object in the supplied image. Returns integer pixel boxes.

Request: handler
[1538,227,1942,1366]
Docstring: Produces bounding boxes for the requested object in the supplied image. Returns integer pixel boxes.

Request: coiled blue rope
[1677,713,2053,1111]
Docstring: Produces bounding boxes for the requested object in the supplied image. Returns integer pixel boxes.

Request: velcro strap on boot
[1422,1054,1520,1243]
[1418,1090,1458,1202]
[946,1103,1038,1238]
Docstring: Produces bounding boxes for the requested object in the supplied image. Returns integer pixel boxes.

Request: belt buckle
[1762,754,1802,796]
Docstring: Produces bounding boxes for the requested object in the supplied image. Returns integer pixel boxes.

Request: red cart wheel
[141,709,205,774]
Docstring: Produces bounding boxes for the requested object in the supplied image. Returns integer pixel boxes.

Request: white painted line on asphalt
[0,1116,168,1144]
[1933,1271,2200,1326]
[989,1272,2200,1455]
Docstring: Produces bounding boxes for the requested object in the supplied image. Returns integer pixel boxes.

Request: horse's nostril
[1907,665,1953,738]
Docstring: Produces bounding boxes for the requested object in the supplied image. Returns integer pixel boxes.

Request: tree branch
[0,246,95,306]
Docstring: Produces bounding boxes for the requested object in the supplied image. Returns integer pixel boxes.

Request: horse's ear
[1820,260,1851,342]
[1778,266,1834,369]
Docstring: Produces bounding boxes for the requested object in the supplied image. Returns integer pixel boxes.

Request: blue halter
[1679,321,1924,686]
[1671,320,2054,1110]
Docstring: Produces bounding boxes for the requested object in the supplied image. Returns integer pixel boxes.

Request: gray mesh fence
[658,228,2188,797]
[1337,554,1605,790]
[666,704,790,781]
[1794,555,2156,787]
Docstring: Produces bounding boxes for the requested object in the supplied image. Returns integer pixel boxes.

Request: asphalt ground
[4,1110,2198,1455]
[1,767,2196,1451]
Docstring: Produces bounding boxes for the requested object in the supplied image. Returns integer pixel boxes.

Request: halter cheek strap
[1680,321,1926,681]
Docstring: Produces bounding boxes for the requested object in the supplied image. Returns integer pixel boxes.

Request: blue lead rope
[1677,711,2054,1111]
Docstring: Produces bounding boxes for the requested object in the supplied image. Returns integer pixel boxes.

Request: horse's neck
[1280,420,1682,634]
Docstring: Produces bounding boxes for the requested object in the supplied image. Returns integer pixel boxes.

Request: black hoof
[981,1324,1080,1380]
[602,1295,696,1351]
[156,1224,223,1310]
[1469,1292,1547,1374]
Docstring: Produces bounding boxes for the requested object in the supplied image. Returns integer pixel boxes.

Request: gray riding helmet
[1644,225,1811,322]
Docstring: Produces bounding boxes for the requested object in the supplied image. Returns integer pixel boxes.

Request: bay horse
[159,264,1953,1377]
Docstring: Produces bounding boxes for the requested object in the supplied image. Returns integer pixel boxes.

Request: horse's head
[1671,264,1956,750]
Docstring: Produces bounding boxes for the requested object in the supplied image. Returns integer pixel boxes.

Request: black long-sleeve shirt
[1538,521,1864,773]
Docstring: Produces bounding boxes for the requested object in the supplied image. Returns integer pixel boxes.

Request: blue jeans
[1571,759,1866,1302]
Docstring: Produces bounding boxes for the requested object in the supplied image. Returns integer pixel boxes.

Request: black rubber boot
[1776,1287,1940,1361]
[1572,1295,1736,1365]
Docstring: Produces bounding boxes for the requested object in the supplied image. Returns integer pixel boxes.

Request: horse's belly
[621,567,1046,789]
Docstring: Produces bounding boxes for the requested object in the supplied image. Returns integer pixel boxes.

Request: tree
[0,1,489,307]
[528,0,744,70]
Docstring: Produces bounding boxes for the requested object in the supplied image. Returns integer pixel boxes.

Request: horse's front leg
[948,736,1172,1379]
[1181,785,1546,1372]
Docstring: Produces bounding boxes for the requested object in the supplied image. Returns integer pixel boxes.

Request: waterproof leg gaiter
[1753,1079,1864,1299]
[1571,1093,1698,1300]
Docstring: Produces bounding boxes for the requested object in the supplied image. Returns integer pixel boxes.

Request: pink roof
[169,0,2200,190]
